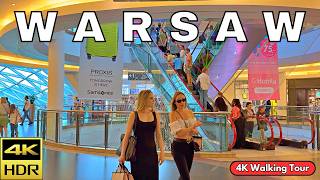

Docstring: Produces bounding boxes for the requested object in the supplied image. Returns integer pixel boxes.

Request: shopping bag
[112,164,134,180]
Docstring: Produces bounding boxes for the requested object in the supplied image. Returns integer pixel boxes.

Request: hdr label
[0,138,43,179]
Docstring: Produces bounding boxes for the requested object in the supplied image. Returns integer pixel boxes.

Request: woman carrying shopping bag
[119,90,165,180]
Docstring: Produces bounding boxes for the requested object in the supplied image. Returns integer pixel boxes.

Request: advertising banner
[248,39,280,100]
[78,40,123,100]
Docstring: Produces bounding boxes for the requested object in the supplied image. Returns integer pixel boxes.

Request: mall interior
[0,0,319,180]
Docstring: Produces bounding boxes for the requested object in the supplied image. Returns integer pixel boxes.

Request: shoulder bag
[116,112,137,162]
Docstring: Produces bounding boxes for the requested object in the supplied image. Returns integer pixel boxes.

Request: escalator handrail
[168,64,206,111]
[144,39,205,111]
[228,117,237,150]
[282,116,315,144]
[305,118,315,144]
[191,21,211,55]
[270,117,283,146]
[193,64,232,106]
[258,117,274,147]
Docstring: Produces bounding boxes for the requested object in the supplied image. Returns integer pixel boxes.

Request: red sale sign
[248,39,280,100]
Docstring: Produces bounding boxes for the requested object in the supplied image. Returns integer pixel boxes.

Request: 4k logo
[5,144,39,156]
[0,138,42,179]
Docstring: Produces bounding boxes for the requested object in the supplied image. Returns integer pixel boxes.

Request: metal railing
[36,110,230,152]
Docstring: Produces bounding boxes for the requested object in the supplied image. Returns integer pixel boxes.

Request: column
[47,32,65,141]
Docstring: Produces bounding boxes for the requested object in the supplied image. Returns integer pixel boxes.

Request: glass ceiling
[0,64,75,108]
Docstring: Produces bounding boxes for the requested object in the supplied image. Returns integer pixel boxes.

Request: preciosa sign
[14,11,305,43]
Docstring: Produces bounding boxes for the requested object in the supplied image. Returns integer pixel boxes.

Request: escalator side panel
[208,25,266,99]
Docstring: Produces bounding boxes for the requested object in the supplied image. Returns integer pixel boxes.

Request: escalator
[131,42,226,151]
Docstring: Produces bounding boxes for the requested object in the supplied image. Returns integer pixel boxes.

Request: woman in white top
[169,91,202,180]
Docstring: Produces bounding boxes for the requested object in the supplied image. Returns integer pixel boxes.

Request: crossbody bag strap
[175,110,188,128]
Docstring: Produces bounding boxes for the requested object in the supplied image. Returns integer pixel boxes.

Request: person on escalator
[180,45,187,81]
[196,68,210,110]
[256,105,268,147]
[158,28,167,52]
[185,48,193,87]
[231,99,245,149]
[168,38,180,57]
[173,56,183,77]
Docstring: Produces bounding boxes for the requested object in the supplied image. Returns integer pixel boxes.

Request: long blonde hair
[171,91,187,111]
[135,90,154,111]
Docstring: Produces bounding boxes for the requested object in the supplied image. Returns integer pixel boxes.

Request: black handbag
[116,112,137,161]
[176,111,203,152]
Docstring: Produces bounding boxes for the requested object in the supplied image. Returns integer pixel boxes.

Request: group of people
[119,90,202,180]
[214,96,271,150]
[0,96,33,138]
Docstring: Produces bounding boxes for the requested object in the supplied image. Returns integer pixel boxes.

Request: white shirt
[196,73,210,90]
[169,119,196,137]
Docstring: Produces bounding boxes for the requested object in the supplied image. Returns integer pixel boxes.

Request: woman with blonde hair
[169,91,202,180]
[119,90,164,180]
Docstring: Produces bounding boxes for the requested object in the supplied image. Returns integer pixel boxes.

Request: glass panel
[20,80,34,87]
[2,68,16,75]
[16,69,32,77]
[29,74,40,81]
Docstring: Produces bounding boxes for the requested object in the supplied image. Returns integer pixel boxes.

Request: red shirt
[231,106,240,120]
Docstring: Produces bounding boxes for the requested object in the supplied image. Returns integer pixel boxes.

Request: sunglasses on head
[176,98,186,103]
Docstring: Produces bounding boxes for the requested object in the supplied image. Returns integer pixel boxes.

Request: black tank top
[134,111,157,154]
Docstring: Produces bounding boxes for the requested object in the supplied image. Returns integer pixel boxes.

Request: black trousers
[171,140,194,180]
[234,118,246,148]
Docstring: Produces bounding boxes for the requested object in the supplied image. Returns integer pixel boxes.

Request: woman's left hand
[159,152,165,165]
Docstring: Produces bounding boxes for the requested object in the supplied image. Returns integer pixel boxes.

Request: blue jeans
[22,109,30,123]
[199,89,208,110]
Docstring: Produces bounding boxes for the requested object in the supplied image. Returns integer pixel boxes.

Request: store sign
[78,41,123,100]
[128,72,149,81]
[248,39,280,100]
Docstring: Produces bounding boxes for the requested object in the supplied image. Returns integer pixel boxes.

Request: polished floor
[43,147,319,180]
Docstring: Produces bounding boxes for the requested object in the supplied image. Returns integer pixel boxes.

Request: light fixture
[12,3,15,6]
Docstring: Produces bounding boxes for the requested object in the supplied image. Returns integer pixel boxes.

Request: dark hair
[186,48,190,52]
[25,96,29,100]
[232,99,241,109]
[246,102,252,107]
[214,97,228,112]
[171,91,187,111]
[10,104,16,114]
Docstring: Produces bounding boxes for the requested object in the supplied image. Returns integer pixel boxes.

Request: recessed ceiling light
[12,3,15,6]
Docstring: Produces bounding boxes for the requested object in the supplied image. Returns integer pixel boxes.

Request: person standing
[21,96,30,126]
[185,48,193,86]
[243,102,255,138]
[256,105,268,147]
[214,96,228,112]
[119,90,164,180]
[196,67,210,110]
[169,91,202,180]
[231,99,245,149]
[0,97,9,137]
[9,104,20,137]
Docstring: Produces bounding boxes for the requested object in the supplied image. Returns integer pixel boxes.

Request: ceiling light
[12,3,15,6]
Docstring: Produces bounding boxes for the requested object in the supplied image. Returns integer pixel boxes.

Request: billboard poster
[248,39,280,100]
[78,40,123,100]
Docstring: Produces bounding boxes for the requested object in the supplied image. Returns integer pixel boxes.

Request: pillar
[47,32,65,141]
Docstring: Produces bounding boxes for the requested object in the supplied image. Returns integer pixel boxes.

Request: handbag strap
[175,110,188,128]
[133,111,138,136]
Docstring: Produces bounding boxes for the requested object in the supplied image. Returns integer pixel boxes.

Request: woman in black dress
[119,90,165,180]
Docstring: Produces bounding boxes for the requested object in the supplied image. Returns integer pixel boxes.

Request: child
[256,105,268,147]
[9,104,20,137]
